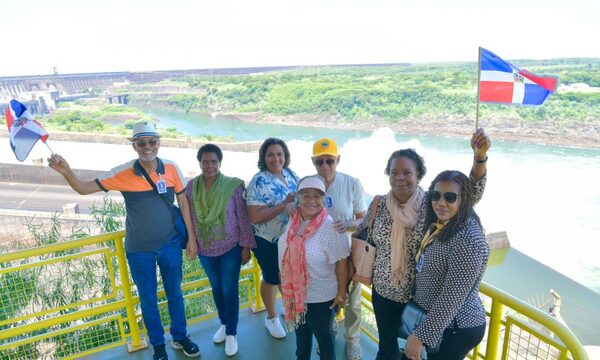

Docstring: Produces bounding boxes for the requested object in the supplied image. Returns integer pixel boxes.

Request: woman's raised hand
[471,128,491,160]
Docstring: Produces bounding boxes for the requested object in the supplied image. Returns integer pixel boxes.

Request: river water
[152,110,600,294]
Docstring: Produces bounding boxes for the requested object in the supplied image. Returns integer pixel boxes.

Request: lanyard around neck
[415,222,445,262]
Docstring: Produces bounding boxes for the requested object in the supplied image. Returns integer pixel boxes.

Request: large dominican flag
[479,48,559,106]
[5,99,49,162]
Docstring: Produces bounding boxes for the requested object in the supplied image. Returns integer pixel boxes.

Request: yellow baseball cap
[312,138,338,157]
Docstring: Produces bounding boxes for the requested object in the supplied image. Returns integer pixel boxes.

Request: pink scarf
[281,208,328,330]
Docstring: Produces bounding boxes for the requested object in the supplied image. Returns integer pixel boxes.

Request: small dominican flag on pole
[478,48,559,106]
[5,99,50,162]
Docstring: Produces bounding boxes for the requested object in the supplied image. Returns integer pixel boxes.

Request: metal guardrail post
[114,236,148,351]
[485,299,504,360]
[249,255,265,313]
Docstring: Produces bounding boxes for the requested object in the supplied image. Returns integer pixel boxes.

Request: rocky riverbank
[230,112,600,149]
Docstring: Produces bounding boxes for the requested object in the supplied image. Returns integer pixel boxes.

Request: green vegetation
[41,100,158,135]
[143,59,600,127]
[38,99,233,142]
[4,59,597,143]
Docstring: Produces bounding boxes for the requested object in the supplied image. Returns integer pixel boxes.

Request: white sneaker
[225,335,238,356]
[264,317,286,339]
[213,324,226,343]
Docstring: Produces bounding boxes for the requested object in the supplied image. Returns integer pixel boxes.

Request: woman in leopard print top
[356,129,490,360]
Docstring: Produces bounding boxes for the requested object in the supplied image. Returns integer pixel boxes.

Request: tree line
[160,59,600,125]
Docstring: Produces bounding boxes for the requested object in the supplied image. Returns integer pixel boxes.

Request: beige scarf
[386,186,425,287]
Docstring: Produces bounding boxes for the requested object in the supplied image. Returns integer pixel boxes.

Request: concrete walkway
[82,307,379,360]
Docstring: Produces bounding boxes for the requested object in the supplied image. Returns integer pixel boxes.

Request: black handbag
[400,301,440,355]
[138,163,188,249]
[399,301,428,339]
[401,280,478,355]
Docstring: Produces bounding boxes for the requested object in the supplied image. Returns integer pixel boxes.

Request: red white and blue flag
[479,48,559,106]
[5,99,49,162]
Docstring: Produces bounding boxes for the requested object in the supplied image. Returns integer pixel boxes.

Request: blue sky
[1,0,599,76]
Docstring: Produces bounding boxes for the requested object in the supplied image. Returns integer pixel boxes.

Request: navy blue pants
[295,300,336,360]
[425,324,486,360]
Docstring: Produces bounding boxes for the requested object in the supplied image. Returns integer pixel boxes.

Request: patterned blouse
[245,168,300,242]
[411,213,489,349]
[357,175,486,304]
[185,185,256,257]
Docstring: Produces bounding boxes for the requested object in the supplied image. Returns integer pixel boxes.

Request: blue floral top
[245,168,300,242]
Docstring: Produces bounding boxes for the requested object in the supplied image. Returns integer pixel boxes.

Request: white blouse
[278,215,350,303]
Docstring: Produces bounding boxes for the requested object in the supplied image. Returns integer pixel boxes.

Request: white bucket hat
[297,176,326,194]
[128,122,160,140]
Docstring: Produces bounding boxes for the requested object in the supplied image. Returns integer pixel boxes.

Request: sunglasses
[430,190,460,204]
[134,138,159,147]
[314,158,336,167]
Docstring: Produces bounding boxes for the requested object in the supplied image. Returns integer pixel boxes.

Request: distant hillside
[5,60,594,148]
[119,58,600,147]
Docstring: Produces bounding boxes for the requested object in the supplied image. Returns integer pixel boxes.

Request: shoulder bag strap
[368,195,381,227]
[137,161,178,225]
[366,195,381,246]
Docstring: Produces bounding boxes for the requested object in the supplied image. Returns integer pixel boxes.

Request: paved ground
[82,308,379,360]
[0,181,122,213]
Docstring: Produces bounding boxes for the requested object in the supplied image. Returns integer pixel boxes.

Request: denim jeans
[126,236,187,346]
[199,245,242,336]
[295,300,336,360]
[372,287,406,360]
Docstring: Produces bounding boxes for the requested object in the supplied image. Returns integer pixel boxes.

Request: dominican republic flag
[479,48,559,106]
[5,99,49,162]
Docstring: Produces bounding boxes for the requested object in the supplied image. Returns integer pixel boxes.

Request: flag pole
[476,46,482,131]
[44,141,55,155]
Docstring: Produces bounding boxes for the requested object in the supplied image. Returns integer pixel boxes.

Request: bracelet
[476,156,488,163]
[336,294,348,303]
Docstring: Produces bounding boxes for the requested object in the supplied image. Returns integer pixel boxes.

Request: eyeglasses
[314,158,336,167]
[430,190,460,204]
[134,138,159,147]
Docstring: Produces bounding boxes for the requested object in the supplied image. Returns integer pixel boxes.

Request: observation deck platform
[82,303,379,360]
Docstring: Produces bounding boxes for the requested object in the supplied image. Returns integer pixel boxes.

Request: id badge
[416,254,424,273]
[325,195,333,208]
[157,178,167,194]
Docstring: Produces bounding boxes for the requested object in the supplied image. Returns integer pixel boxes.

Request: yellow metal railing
[474,283,588,360]
[0,231,590,359]
[0,231,264,360]
[355,283,588,360]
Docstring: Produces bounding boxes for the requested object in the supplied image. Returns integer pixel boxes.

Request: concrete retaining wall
[0,163,103,185]
[0,129,262,152]
[0,209,101,245]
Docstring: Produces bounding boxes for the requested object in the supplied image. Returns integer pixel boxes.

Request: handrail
[0,231,121,262]
[0,232,590,359]
[479,282,588,360]
[0,230,264,359]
